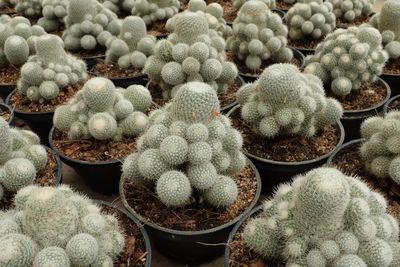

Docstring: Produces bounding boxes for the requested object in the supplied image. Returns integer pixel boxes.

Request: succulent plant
[143,11,237,99]
[37,0,69,32]
[0,15,46,68]
[360,111,400,186]
[327,0,374,23]
[0,117,48,201]
[304,26,388,96]
[244,167,400,267]
[17,34,88,102]
[286,0,336,41]
[237,64,343,138]
[226,1,293,71]
[368,0,400,60]
[53,77,152,141]
[100,0,135,15]
[0,185,125,266]
[15,0,43,18]
[131,0,180,26]
[105,16,156,69]
[233,0,276,10]
[122,81,246,208]
[62,0,121,51]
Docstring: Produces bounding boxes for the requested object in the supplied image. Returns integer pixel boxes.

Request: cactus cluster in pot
[0,185,125,266]
[53,77,152,141]
[37,0,69,32]
[0,117,48,201]
[17,34,88,102]
[236,63,343,138]
[233,0,276,11]
[15,0,42,18]
[226,1,293,71]
[122,81,246,207]
[244,167,400,267]
[327,0,375,23]
[131,0,180,26]
[144,10,237,100]
[304,26,388,96]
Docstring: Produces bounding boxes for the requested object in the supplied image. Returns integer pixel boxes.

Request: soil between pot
[148,20,168,37]
[208,0,237,23]
[383,58,400,75]
[276,0,292,10]
[0,149,59,210]
[288,36,319,50]
[229,107,340,162]
[0,65,20,85]
[92,60,144,79]
[122,163,258,231]
[336,15,370,28]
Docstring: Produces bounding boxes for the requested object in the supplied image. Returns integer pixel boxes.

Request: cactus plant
[304,26,388,96]
[122,81,246,207]
[233,0,276,10]
[37,0,69,32]
[226,1,293,72]
[105,16,156,70]
[236,63,343,138]
[131,0,180,26]
[143,10,238,99]
[327,0,374,25]
[243,167,400,267]
[53,77,152,141]
[100,0,135,15]
[0,117,48,201]
[62,0,120,52]
[0,185,125,266]
[15,0,43,18]
[17,34,88,102]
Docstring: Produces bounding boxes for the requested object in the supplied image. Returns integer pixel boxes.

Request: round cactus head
[35,34,66,63]
[174,12,209,44]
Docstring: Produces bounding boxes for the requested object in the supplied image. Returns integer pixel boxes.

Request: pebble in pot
[327,0,375,28]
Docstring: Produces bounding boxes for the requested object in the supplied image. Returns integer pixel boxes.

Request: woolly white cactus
[17,34,88,102]
[304,26,388,96]
[122,81,245,207]
[53,77,152,141]
[100,0,135,15]
[37,0,69,32]
[233,0,276,10]
[131,0,180,26]
[244,167,400,267]
[226,1,293,71]
[15,0,42,18]
[0,185,125,266]
[327,0,374,23]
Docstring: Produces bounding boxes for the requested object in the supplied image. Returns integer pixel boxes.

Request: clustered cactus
[122,82,246,207]
[144,11,237,99]
[17,34,88,102]
[244,167,400,267]
[236,64,343,138]
[369,0,400,60]
[0,15,46,68]
[327,0,374,23]
[0,185,125,266]
[15,0,42,18]
[100,0,134,15]
[286,0,336,41]
[233,0,276,11]
[105,16,156,69]
[304,26,387,96]
[226,1,293,71]
[62,0,121,52]
[0,117,48,201]
[37,0,69,32]
[360,111,400,185]
[53,77,152,141]
[131,0,180,26]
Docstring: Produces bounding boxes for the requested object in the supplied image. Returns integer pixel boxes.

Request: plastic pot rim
[45,145,63,186]
[326,138,363,166]
[0,102,14,124]
[6,89,55,116]
[383,94,400,114]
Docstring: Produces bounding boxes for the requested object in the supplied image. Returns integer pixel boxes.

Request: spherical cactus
[327,0,374,23]
[132,0,180,26]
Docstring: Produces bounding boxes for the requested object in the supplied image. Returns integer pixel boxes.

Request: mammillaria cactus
[0,185,125,266]
[105,16,156,69]
[143,11,237,99]
[131,0,180,26]
[17,34,88,102]
[62,0,121,52]
[101,0,135,15]
[122,81,246,207]
[37,0,69,32]
[15,0,42,18]
[226,1,293,71]
[236,64,343,138]
[304,26,388,96]
[233,0,276,10]
[286,0,336,41]
[243,167,400,266]
[0,117,48,201]
[53,77,152,141]
[327,0,374,23]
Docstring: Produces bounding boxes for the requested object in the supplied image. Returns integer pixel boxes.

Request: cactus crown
[0,117,48,201]
[15,0,42,18]
[244,167,400,267]
[105,16,156,69]
[53,77,152,141]
[327,0,374,22]
[131,0,180,26]
[237,63,343,138]
[226,0,293,71]
[37,0,69,32]
[122,81,246,208]
[233,0,276,10]
[0,185,125,266]
[304,26,388,96]
[143,10,238,99]
[17,34,88,102]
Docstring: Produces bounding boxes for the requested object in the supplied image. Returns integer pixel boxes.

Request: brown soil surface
[383,58,400,75]
[0,106,11,122]
[92,61,144,79]
[288,37,319,50]
[276,0,292,10]
[0,65,20,85]
[387,98,400,112]
[148,20,168,37]
[336,15,370,29]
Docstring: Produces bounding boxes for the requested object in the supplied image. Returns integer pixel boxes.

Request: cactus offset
[327,0,375,22]
[15,0,43,18]
[37,0,69,32]
[233,0,276,10]
[131,0,180,26]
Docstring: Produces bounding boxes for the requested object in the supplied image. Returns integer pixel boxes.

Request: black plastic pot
[381,72,400,97]
[84,54,105,68]
[341,77,391,142]
[224,205,262,267]
[0,84,16,100]
[239,48,305,83]
[95,200,152,267]
[110,74,148,88]
[384,94,400,114]
[0,103,14,125]
[120,158,262,263]
[273,9,286,18]
[6,90,53,145]
[227,105,345,193]
[326,139,362,167]
[49,127,123,195]
[46,146,64,185]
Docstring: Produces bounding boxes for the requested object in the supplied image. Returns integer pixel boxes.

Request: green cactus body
[327,0,374,22]
[131,0,180,26]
